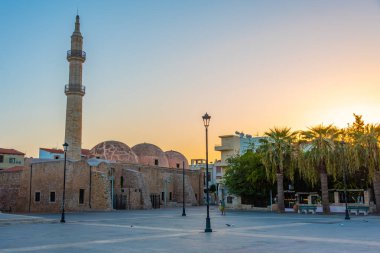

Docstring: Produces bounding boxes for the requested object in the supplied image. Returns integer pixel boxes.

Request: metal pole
[343,161,350,220]
[89,166,92,208]
[270,189,273,212]
[60,150,67,223]
[28,164,32,213]
[111,177,114,209]
[205,126,212,232]
[341,141,350,220]
[182,161,186,216]
[164,180,166,207]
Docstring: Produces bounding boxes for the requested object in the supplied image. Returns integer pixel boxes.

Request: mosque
[0,16,203,213]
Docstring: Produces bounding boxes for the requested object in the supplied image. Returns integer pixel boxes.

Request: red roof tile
[0,148,25,156]
[40,148,64,154]
[40,148,90,155]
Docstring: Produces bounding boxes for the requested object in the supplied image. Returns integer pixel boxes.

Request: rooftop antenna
[77,8,79,15]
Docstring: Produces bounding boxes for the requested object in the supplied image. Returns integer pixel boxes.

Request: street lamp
[60,142,68,223]
[182,161,186,216]
[341,141,350,220]
[202,112,212,232]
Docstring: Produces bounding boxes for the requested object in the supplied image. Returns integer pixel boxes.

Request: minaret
[64,15,86,160]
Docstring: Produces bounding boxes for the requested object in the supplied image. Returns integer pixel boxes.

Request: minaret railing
[67,50,86,61]
[65,84,85,95]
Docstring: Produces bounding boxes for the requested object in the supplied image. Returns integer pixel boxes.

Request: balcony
[65,84,85,96]
[67,50,86,61]
[214,144,233,151]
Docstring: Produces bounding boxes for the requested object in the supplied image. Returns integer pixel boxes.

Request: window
[50,192,56,202]
[79,189,85,204]
[227,196,233,204]
[169,192,172,201]
[120,176,124,188]
[176,163,180,168]
[0,155,3,163]
[9,158,16,164]
[154,159,159,166]
[195,193,197,200]
[161,192,165,201]
[35,192,41,202]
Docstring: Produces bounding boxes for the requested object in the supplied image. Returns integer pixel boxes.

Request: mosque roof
[90,141,138,164]
[131,143,169,167]
[132,143,165,156]
[165,150,189,169]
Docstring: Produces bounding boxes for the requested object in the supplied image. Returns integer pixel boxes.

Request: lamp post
[60,142,68,223]
[341,141,350,220]
[202,112,212,232]
[182,161,186,216]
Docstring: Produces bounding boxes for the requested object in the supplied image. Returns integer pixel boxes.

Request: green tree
[352,124,380,213]
[224,151,273,202]
[259,127,298,213]
[300,124,340,214]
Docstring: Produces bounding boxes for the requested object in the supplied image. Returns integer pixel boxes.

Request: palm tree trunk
[320,172,330,214]
[276,173,285,213]
[373,171,380,213]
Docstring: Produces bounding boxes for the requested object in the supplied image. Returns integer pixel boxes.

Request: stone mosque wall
[0,170,22,212]
[0,158,203,213]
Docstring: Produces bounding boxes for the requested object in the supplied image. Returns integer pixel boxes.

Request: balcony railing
[67,50,86,60]
[214,145,233,151]
[65,84,85,95]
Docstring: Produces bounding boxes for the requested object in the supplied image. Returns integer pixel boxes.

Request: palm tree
[352,124,380,213]
[300,124,340,214]
[259,127,298,213]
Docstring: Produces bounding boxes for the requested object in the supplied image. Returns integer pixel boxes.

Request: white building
[214,133,266,208]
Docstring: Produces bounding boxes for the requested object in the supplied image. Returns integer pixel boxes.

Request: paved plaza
[1,206,380,253]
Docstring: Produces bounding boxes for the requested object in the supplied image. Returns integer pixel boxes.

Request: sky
[1,0,380,161]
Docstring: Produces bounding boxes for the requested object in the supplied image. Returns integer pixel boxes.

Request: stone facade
[0,159,203,213]
[0,169,22,212]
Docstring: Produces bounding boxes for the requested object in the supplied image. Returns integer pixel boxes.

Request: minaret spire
[64,15,86,161]
[75,15,80,32]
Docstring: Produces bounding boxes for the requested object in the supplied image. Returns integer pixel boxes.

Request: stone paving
[1,206,380,253]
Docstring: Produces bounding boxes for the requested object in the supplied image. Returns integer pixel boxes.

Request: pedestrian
[220,199,226,215]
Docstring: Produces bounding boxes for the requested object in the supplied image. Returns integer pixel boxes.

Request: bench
[298,205,317,214]
[347,206,369,216]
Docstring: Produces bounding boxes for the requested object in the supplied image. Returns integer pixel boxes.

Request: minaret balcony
[67,50,86,62]
[65,84,85,96]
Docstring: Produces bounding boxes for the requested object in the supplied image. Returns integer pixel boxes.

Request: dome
[90,141,138,163]
[131,143,169,167]
[165,150,189,169]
